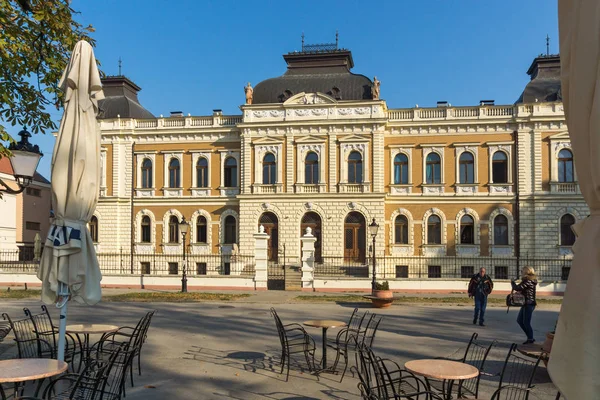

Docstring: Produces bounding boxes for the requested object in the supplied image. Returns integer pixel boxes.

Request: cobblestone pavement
[0,297,560,399]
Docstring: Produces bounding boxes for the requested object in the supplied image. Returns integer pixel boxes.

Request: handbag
[506,290,526,313]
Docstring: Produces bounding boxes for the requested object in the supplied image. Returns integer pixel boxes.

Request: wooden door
[259,212,278,262]
[344,212,366,262]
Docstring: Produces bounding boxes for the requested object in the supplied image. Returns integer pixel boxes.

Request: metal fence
[0,251,255,278]
[315,255,572,281]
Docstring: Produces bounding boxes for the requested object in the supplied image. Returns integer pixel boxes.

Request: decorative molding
[489,207,514,246]
[422,208,447,245]
[162,209,183,244]
[253,110,284,118]
[389,208,414,247]
[135,209,157,245]
[455,208,481,245]
[190,209,212,245]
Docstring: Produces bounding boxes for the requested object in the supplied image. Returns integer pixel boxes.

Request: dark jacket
[468,274,493,297]
[511,278,537,305]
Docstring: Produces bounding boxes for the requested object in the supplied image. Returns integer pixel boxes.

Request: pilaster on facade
[240,133,252,194]
[328,134,337,193]
[285,134,294,193]
[372,128,384,193]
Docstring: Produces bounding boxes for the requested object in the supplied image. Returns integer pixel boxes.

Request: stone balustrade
[100,115,243,131]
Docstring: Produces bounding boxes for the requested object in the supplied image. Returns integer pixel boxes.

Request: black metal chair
[24,306,79,368]
[327,309,371,381]
[432,332,497,398]
[354,342,427,400]
[1,313,52,359]
[493,343,545,400]
[270,308,316,381]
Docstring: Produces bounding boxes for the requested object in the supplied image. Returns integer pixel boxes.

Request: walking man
[468,267,493,326]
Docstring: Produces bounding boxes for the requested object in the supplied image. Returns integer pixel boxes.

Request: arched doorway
[344,212,366,262]
[259,212,278,261]
[301,212,322,263]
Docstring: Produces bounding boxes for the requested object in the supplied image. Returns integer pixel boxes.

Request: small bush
[375,281,389,291]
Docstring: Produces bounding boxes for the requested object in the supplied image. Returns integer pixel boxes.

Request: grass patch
[294,295,562,305]
[0,289,41,299]
[103,292,251,303]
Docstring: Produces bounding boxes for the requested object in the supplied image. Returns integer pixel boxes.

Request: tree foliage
[0,0,96,158]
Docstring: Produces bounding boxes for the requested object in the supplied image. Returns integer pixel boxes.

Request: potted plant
[370,281,394,308]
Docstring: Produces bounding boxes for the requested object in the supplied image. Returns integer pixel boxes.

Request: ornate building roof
[98,76,154,119]
[516,55,561,103]
[252,43,373,104]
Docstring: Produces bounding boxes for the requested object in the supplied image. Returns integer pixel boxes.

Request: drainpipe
[130,140,135,274]
[513,130,520,278]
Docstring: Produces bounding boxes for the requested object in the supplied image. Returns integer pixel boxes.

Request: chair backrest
[2,312,44,358]
[132,310,155,352]
[496,343,544,400]
[354,343,382,399]
[270,308,287,348]
[24,305,57,351]
[93,342,132,400]
[361,315,382,348]
[460,334,497,398]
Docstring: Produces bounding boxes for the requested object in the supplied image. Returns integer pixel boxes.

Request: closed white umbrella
[37,40,104,361]
[551,1,600,398]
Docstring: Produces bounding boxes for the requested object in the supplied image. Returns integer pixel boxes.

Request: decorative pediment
[548,131,570,140]
[338,134,371,143]
[283,92,337,105]
[252,136,284,145]
[294,135,327,144]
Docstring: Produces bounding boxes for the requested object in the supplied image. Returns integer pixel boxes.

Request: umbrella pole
[56,282,69,362]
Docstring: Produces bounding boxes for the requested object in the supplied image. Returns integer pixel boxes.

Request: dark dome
[516,55,562,103]
[253,50,373,104]
[98,76,154,119]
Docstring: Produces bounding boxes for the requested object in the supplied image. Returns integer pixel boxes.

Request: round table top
[0,359,68,383]
[303,320,347,329]
[404,359,479,380]
[66,324,119,334]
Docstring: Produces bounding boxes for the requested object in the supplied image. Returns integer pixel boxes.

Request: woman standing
[511,266,538,344]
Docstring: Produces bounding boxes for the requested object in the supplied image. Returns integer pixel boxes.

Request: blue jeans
[473,294,487,323]
[517,304,536,340]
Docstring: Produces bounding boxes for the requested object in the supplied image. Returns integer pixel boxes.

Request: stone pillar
[253,225,270,290]
[300,227,317,290]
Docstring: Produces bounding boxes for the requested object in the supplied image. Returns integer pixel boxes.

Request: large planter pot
[370,290,394,308]
[542,332,555,353]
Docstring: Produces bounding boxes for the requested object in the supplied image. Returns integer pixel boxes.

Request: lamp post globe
[179,216,190,293]
[369,218,379,292]
[0,129,43,194]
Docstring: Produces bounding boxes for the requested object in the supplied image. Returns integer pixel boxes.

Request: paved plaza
[1,293,560,399]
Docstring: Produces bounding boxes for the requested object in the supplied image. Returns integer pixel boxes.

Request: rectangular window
[395,265,409,278]
[141,262,151,275]
[223,262,231,275]
[26,187,41,197]
[426,164,441,184]
[428,265,441,278]
[459,164,474,184]
[494,266,508,280]
[561,267,570,281]
[492,162,508,184]
[168,262,178,275]
[196,262,207,275]
[461,266,474,279]
[25,221,41,231]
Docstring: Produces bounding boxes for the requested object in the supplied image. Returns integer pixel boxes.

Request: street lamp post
[0,129,43,194]
[179,216,189,293]
[368,218,379,292]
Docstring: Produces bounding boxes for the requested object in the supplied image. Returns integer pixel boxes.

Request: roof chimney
[436,101,449,107]
[170,111,184,117]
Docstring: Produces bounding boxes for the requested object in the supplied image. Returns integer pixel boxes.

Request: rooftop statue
[372,76,381,100]
[244,82,253,105]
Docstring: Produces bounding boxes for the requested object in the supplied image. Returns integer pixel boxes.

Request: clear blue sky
[6,0,559,179]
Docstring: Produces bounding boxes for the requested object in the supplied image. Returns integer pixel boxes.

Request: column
[300,227,317,290]
[253,225,270,290]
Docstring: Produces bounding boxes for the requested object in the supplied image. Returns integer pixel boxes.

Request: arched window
[224,215,236,244]
[262,153,276,184]
[141,216,151,243]
[427,215,442,244]
[141,158,152,188]
[460,215,474,244]
[196,216,207,243]
[305,152,319,184]
[224,157,237,187]
[196,158,208,188]
[426,153,441,184]
[89,216,98,243]
[493,215,509,245]
[168,215,179,243]
[560,214,576,246]
[348,151,363,183]
[492,151,508,183]
[168,158,180,188]
[394,215,408,244]
[558,149,574,183]
[394,153,409,184]
[459,152,474,184]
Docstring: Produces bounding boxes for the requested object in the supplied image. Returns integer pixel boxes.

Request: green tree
[0,0,96,158]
